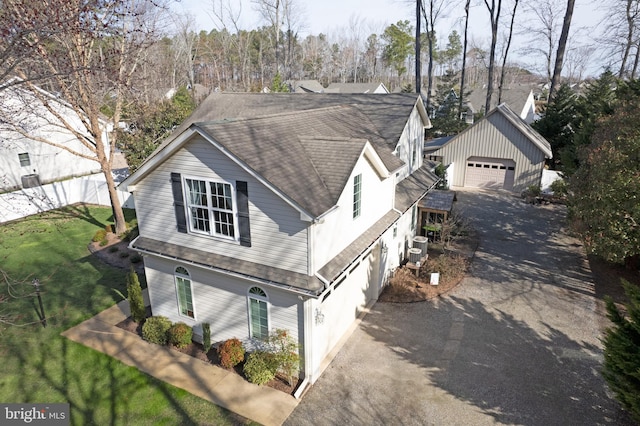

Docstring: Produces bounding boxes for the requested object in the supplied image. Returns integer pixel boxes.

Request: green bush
[266,329,301,386]
[217,338,245,369]
[602,280,640,423]
[126,267,146,323]
[202,323,211,353]
[243,351,277,385]
[92,229,107,242]
[168,322,193,348]
[142,316,172,345]
[549,178,568,197]
[130,254,142,264]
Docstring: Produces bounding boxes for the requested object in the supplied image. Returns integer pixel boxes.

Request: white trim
[247,286,270,340]
[174,266,197,320]
[182,175,240,242]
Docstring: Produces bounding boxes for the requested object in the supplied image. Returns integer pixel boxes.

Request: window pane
[211,182,233,210]
[353,174,362,219]
[190,207,210,232]
[18,153,30,167]
[176,276,194,318]
[250,298,268,339]
[214,211,235,237]
[187,179,207,206]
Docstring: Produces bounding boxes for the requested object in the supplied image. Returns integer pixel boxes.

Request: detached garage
[425,104,552,193]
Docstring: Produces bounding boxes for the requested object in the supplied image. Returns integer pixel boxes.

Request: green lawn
[0,205,248,425]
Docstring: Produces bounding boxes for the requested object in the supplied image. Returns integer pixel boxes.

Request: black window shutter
[236,181,251,247]
[171,172,188,233]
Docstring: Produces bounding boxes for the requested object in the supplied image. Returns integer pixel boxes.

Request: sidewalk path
[62,298,298,426]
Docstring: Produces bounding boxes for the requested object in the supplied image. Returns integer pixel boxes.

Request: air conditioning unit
[409,248,422,264]
[21,174,41,188]
[412,236,428,254]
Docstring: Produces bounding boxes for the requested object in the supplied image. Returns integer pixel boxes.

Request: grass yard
[0,205,249,425]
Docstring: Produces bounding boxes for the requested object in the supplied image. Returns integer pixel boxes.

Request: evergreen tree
[117,86,196,172]
[602,281,640,423]
[427,69,469,137]
[532,84,578,170]
[126,267,146,323]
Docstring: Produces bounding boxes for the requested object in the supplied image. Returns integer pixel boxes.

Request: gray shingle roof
[132,237,324,295]
[156,93,421,156]
[394,165,440,213]
[325,82,388,93]
[317,210,400,283]
[420,190,456,212]
[196,105,403,217]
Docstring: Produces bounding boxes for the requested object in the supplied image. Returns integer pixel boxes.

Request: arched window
[175,266,195,319]
[248,286,269,340]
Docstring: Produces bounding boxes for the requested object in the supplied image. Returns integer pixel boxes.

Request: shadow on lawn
[2,329,248,425]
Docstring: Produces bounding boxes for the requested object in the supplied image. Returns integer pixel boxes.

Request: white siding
[144,255,302,347]
[133,136,309,274]
[311,153,394,271]
[395,107,425,181]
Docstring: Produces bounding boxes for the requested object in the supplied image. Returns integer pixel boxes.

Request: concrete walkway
[61,298,298,426]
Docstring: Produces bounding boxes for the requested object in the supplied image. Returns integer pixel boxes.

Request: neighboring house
[424,103,552,192]
[466,85,538,124]
[325,82,389,94]
[289,80,325,93]
[0,80,109,192]
[120,93,438,388]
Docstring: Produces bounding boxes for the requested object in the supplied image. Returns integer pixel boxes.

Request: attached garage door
[464,157,515,190]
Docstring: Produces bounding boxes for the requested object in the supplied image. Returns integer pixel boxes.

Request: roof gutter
[129,237,323,298]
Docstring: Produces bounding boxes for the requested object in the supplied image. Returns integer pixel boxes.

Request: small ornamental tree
[602,280,640,423]
[266,329,300,387]
[126,267,145,323]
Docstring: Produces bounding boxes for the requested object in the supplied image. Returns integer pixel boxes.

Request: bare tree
[498,0,520,104]
[419,0,454,110]
[458,0,471,115]
[520,0,564,82]
[549,0,576,101]
[2,0,169,234]
[483,0,504,113]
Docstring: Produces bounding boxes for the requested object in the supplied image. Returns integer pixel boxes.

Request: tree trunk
[459,0,470,118]
[416,0,422,94]
[549,0,575,102]
[484,0,503,114]
[498,0,519,105]
[619,0,635,78]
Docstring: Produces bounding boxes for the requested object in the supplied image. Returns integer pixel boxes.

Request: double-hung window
[175,266,195,319]
[185,178,236,239]
[353,174,362,219]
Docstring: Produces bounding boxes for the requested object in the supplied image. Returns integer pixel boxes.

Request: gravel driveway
[286,189,632,426]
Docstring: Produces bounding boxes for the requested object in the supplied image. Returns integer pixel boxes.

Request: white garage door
[464,157,515,190]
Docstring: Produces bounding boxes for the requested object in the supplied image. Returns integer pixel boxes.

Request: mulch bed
[115,316,300,396]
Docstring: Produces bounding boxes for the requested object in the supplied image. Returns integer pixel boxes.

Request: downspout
[294,297,314,399]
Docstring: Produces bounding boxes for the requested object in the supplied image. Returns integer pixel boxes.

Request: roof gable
[433,103,552,158]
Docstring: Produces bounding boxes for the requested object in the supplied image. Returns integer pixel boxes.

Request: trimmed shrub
[142,316,172,345]
[130,254,142,264]
[104,224,113,233]
[202,323,212,353]
[168,322,193,348]
[218,338,245,369]
[92,229,107,242]
[243,351,277,385]
[126,267,146,323]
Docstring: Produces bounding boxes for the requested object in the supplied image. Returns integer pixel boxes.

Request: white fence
[0,173,134,224]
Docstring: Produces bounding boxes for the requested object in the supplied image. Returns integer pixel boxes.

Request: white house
[120,93,438,390]
[0,80,110,192]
